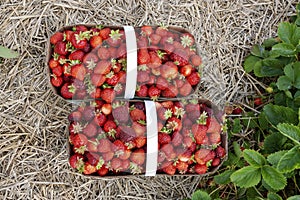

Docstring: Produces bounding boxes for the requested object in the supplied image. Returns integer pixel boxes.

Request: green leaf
[232,118,242,133]
[276,76,292,90]
[271,43,296,57]
[251,45,265,58]
[243,149,266,167]
[261,165,287,190]
[258,112,269,130]
[263,38,279,48]
[278,22,300,46]
[259,58,285,77]
[253,60,264,77]
[233,141,242,158]
[191,190,211,200]
[284,64,295,81]
[267,193,283,200]
[294,62,300,89]
[230,166,261,188]
[263,104,298,126]
[214,169,235,185]
[267,150,289,167]
[277,146,300,173]
[264,132,287,153]
[244,55,262,73]
[287,195,300,200]
[277,123,300,144]
[0,46,19,58]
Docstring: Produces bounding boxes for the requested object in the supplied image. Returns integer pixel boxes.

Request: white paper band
[144,100,158,176]
[123,26,137,99]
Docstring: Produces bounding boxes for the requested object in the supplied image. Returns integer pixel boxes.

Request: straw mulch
[0,0,297,199]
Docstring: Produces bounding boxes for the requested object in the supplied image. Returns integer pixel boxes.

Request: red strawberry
[69,50,85,62]
[111,157,123,172]
[121,159,130,171]
[82,123,97,138]
[103,120,117,132]
[141,26,153,36]
[203,150,216,163]
[60,83,76,99]
[136,84,148,97]
[183,136,195,149]
[190,54,202,66]
[137,71,150,83]
[212,157,221,167]
[171,131,183,147]
[54,41,68,55]
[160,101,173,108]
[116,44,127,59]
[71,64,86,81]
[254,97,263,106]
[101,88,116,103]
[166,117,182,132]
[70,31,89,49]
[208,133,221,144]
[91,73,106,87]
[94,113,107,126]
[163,43,175,54]
[97,47,111,60]
[52,65,63,77]
[130,108,146,122]
[49,58,60,69]
[68,111,82,122]
[90,35,102,48]
[180,64,193,77]
[149,34,161,45]
[194,149,211,165]
[137,36,148,48]
[148,86,161,100]
[73,25,88,32]
[163,162,176,175]
[215,146,226,158]
[97,138,112,153]
[132,121,146,137]
[118,149,131,160]
[111,105,129,123]
[207,117,221,134]
[117,70,126,83]
[94,60,112,75]
[161,85,178,98]
[97,165,109,176]
[108,47,117,58]
[101,103,112,115]
[156,77,169,90]
[83,52,99,65]
[134,136,146,148]
[138,49,151,65]
[194,164,207,174]
[160,62,178,79]
[102,151,114,161]
[64,30,73,42]
[69,154,84,170]
[112,140,126,152]
[187,72,200,86]
[50,75,63,87]
[155,26,168,36]
[178,149,192,162]
[82,106,95,121]
[130,148,145,165]
[179,82,193,96]
[50,32,64,45]
[176,161,189,173]
[192,124,207,144]
[158,133,171,145]
[87,140,98,153]
[118,126,136,142]
[160,143,175,158]
[232,107,243,114]
[106,73,120,86]
[170,49,189,66]
[100,27,111,40]
[149,51,162,65]
[180,33,195,48]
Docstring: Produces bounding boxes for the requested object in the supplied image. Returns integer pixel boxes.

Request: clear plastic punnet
[67,99,227,177]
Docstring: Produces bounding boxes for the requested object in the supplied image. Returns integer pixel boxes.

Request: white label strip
[123,26,137,99]
[144,100,158,176]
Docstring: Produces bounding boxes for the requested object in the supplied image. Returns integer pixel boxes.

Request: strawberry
[60,83,76,99]
[117,70,126,83]
[178,149,192,162]
[118,149,131,160]
[149,51,162,65]
[68,111,82,122]
[137,71,150,83]
[190,54,202,66]
[106,29,123,47]
[148,86,161,100]
[97,165,109,176]
[175,161,189,174]
[187,72,200,86]
[161,85,178,98]
[50,32,64,45]
[71,64,86,81]
[91,73,106,87]
[50,75,63,87]
[90,35,102,48]
[130,148,145,165]
[130,108,146,122]
[116,44,127,59]
[179,82,193,96]
[83,52,99,65]
[121,159,130,171]
[182,136,195,149]
[137,36,148,48]
[180,33,194,48]
[136,84,148,97]
[94,112,107,126]
[158,133,171,145]
[194,149,211,165]
[170,49,189,66]
[132,121,146,137]
[180,64,193,77]
[112,140,126,152]
[108,47,117,58]
[52,65,63,77]
[160,143,175,158]
[160,61,178,80]
[101,103,112,115]
[232,107,243,114]
[134,136,146,148]
[162,162,176,175]
[73,25,88,32]
[49,58,60,69]
[64,30,73,42]
[254,97,263,106]
[69,154,84,171]
[102,151,114,161]
[207,117,221,134]
[149,34,161,45]
[155,26,168,36]
[87,139,98,152]
[157,107,172,121]
[194,164,207,174]
[100,27,111,40]
[212,157,221,167]
[208,133,221,145]
[171,131,183,147]
[70,31,89,49]
[82,106,95,121]
[106,73,120,86]
[97,138,112,153]
[118,126,136,142]
[82,123,97,138]
[63,63,72,77]
[103,120,117,133]
[141,26,153,36]
[166,117,182,132]
[163,43,175,54]
[94,60,112,75]
[54,41,68,55]
[97,47,111,60]
[111,157,123,172]
[215,146,226,158]
[111,104,129,124]
[101,88,115,103]
[69,50,85,62]
[138,49,151,65]
[192,124,207,144]
[160,101,174,108]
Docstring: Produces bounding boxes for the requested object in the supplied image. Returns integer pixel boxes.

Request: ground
[0,0,298,199]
